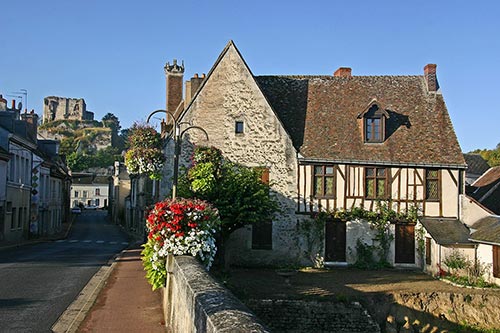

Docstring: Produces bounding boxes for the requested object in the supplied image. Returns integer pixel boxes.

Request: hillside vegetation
[40,113,126,171]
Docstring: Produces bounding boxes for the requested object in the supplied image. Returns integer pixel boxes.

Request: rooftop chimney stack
[334,67,352,77]
[424,64,438,92]
[184,73,205,106]
[164,59,185,115]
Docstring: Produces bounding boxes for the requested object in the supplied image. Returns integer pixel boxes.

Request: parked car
[85,205,98,210]
[71,207,82,214]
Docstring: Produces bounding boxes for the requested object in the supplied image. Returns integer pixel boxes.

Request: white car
[85,205,98,210]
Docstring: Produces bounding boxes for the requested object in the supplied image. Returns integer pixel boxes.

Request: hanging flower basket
[124,123,165,180]
[141,198,220,290]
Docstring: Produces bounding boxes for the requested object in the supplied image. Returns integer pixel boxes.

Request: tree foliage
[177,146,279,239]
[469,143,500,167]
[66,146,123,172]
[102,112,121,132]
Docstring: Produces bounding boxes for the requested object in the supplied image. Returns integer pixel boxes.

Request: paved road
[0,211,129,333]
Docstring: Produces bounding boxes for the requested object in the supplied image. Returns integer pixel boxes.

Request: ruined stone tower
[43,96,94,123]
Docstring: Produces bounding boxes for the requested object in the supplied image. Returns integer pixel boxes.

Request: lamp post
[146,109,208,199]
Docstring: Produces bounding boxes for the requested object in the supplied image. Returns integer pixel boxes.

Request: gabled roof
[464,154,490,176]
[469,216,500,245]
[420,218,471,245]
[256,75,465,167]
[472,166,500,187]
[180,40,295,148]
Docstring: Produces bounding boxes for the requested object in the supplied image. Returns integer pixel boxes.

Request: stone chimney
[184,73,205,106]
[0,95,6,111]
[424,64,439,92]
[334,67,352,77]
[164,59,185,114]
[21,110,39,143]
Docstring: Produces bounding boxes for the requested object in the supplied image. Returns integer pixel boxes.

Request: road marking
[95,240,104,244]
[83,240,92,243]
[109,241,117,244]
[55,240,66,243]
[69,240,79,243]
[121,242,129,245]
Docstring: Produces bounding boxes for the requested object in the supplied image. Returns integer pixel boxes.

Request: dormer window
[366,116,382,142]
[358,101,389,143]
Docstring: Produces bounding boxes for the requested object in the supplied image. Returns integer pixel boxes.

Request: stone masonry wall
[163,255,269,333]
[246,299,380,333]
[180,44,302,266]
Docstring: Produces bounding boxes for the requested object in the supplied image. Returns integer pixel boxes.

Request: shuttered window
[252,167,272,250]
[425,238,432,265]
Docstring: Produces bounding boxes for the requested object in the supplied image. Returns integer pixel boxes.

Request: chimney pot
[12,100,15,109]
[201,73,206,79]
[424,64,437,75]
[334,67,352,77]
[194,73,199,78]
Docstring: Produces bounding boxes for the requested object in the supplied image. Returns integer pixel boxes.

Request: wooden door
[493,245,500,278]
[325,220,346,262]
[395,224,415,264]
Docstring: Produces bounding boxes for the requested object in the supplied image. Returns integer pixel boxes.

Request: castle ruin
[43,96,94,123]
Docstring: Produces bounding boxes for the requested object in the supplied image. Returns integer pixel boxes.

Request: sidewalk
[74,246,166,332]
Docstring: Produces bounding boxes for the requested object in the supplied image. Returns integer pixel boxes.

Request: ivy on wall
[300,201,421,268]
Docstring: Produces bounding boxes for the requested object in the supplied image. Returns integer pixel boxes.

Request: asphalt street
[0,210,129,333]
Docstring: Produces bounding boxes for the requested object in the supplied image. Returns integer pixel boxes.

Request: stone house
[110,161,131,226]
[161,41,466,267]
[0,95,70,242]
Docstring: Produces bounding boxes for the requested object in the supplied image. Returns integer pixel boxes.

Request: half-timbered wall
[298,163,460,218]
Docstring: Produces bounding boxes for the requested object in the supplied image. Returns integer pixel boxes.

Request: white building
[71,173,109,209]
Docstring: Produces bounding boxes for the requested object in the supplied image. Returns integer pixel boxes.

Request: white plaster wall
[345,218,377,263]
[476,243,500,285]
[441,169,460,217]
[460,194,492,227]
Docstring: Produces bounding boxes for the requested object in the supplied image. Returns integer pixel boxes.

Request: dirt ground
[214,266,499,302]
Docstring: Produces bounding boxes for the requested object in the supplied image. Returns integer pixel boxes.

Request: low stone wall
[163,255,269,333]
[246,299,380,333]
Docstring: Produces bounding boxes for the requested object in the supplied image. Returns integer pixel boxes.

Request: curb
[51,244,134,333]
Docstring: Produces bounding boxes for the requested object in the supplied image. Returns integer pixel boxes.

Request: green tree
[177,146,279,267]
[66,152,90,171]
[102,112,121,132]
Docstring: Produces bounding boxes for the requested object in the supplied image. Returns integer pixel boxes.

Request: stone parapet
[163,255,269,333]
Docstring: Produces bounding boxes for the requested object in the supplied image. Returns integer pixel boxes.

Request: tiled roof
[256,75,465,166]
[470,216,500,245]
[420,218,471,245]
[464,154,490,175]
[472,166,500,187]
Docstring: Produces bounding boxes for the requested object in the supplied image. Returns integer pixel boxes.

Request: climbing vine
[309,201,421,268]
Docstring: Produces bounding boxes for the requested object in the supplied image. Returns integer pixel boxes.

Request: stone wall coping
[172,255,270,332]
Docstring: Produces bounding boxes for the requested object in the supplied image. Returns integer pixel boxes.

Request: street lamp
[146,109,208,199]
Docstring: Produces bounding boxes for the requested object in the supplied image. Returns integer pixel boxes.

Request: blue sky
[1,1,498,152]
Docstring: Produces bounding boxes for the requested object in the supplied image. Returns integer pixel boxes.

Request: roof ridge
[255,74,423,79]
